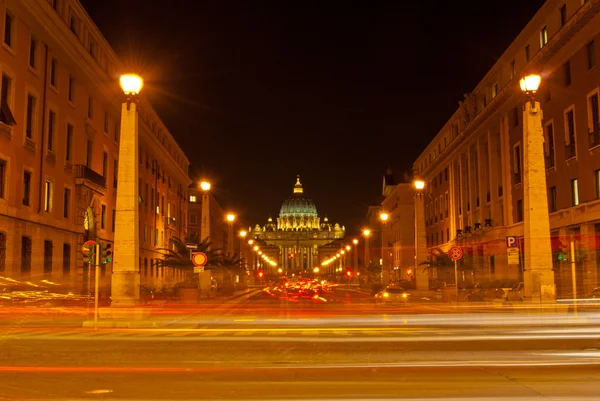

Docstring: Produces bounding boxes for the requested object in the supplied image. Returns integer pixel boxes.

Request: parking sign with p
[506,236,518,248]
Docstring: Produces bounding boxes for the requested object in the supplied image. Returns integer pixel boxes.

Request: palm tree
[157,236,222,288]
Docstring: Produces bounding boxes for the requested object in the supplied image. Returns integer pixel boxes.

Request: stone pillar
[111,100,140,307]
[448,160,457,242]
[580,223,597,294]
[415,191,429,291]
[295,246,300,271]
[522,100,555,302]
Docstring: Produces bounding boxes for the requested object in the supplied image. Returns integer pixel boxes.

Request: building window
[589,94,600,147]
[114,122,119,142]
[50,58,57,87]
[564,60,571,86]
[565,108,576,158]
[571,179,579,206]
[21,236,32,274]
[113,159,118,189]
[560,4,567,27]
[549,186,557,212]
[63,187,70,218]
[513,143,522,184]
[596,170,600,199]
[525,45,530,62]
[512,107,519,127]
[1,73,16,126]
[510,59,515,79]
[102,151,108,177]
[44,180,53,212]
[190,213,197,224]
[103,111,109,133]
[89,39,95,58]
[0,159,5,199]
[85,139,92,167]
[492,82,499,98]
[144,224,148,242]
[4,11,13,47]
[87,96,93,119]
[43,240,52,275]
[69,11,78,35]
[23,171,31,206]
[25,94,35,139]
[189,195,197,203]
[62,244,71,275]
[29,37,37,68]
[516,199,523,222]
[112,209,116,232]
[545,123,555,168]
[47,110,56,151]
[161,196,164,216]
[540,26,548,48]
[101,204,106,229]
[68,75,74,102]
[0,231,6,272]
[587,41,596,70]
[66,124,74,162]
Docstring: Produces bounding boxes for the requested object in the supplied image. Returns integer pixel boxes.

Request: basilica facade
[250,177,345,274]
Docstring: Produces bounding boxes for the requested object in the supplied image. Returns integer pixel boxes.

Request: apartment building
[0,0,190,294]
[413,0,600,295]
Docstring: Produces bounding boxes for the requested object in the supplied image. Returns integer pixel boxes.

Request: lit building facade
[250,177,345,274]
[0,0,190,293]
[413,0,600,294]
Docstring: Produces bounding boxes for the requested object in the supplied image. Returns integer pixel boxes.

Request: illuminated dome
[279,176,318,218]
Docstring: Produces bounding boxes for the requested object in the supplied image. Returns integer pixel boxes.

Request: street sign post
[449,246,463,303]
[506,236,520,265]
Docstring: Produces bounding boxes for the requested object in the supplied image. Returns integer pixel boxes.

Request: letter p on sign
[506,236,518,248]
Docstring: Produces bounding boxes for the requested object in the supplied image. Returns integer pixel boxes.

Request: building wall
[413,0,600,294]
[0,0,190,294]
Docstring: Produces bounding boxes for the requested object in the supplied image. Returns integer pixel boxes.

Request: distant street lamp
[519,74,555,302]
[352,239,359,271]
[239,230,247,265]
[111,74,143,308]
[362,229,371,269]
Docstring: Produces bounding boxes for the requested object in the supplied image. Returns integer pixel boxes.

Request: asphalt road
[1,288,599,400]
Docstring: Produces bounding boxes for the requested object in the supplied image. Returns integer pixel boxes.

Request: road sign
[449,246,463,261]
[507,249,520,265]
[186,243,198,250]
[192,252,207,267]
[82,240,97,255]
[194,266,204,273]
[505,236,518,248]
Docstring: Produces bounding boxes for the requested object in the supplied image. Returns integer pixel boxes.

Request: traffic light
[100,242,112,264]
[258,271,264,278]
[406,268,413,276]
[82,243,95,264]
[346,270,352,277]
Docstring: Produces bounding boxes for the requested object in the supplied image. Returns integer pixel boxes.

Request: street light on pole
[353,238,359,271]
[379,212,389,284]
[413,179,428,291]
[519,73,555,302]
[200,181,211,246]
[226,213,236,256]
[362,229,371,269]
[111,74,143,308]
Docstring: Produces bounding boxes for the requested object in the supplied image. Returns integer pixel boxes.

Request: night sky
[81,0,545,234]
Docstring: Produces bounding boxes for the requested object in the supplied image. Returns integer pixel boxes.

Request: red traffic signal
[406,268,413,276]
[258,271,264,278]
[346,270,352,277]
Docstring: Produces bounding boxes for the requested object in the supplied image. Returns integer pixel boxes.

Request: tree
[156,236,222,288]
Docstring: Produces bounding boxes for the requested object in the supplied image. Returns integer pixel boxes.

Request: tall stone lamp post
[379,212,389,284]
[200,181,211,245]
[519,74,556,302]
[226,213,236,256]
[111,74,143,309]
[362,229,371,270]
[413,179,429,291]
[353,238,359,271]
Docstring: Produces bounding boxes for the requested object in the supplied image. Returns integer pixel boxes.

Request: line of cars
[262,278,337,302]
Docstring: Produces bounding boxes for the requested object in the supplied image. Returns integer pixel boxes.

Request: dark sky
[81,0,545,234]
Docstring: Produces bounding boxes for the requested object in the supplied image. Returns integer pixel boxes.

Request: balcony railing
[74,165,106,189]
[588,123,600,148]
[565,142,577,159]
